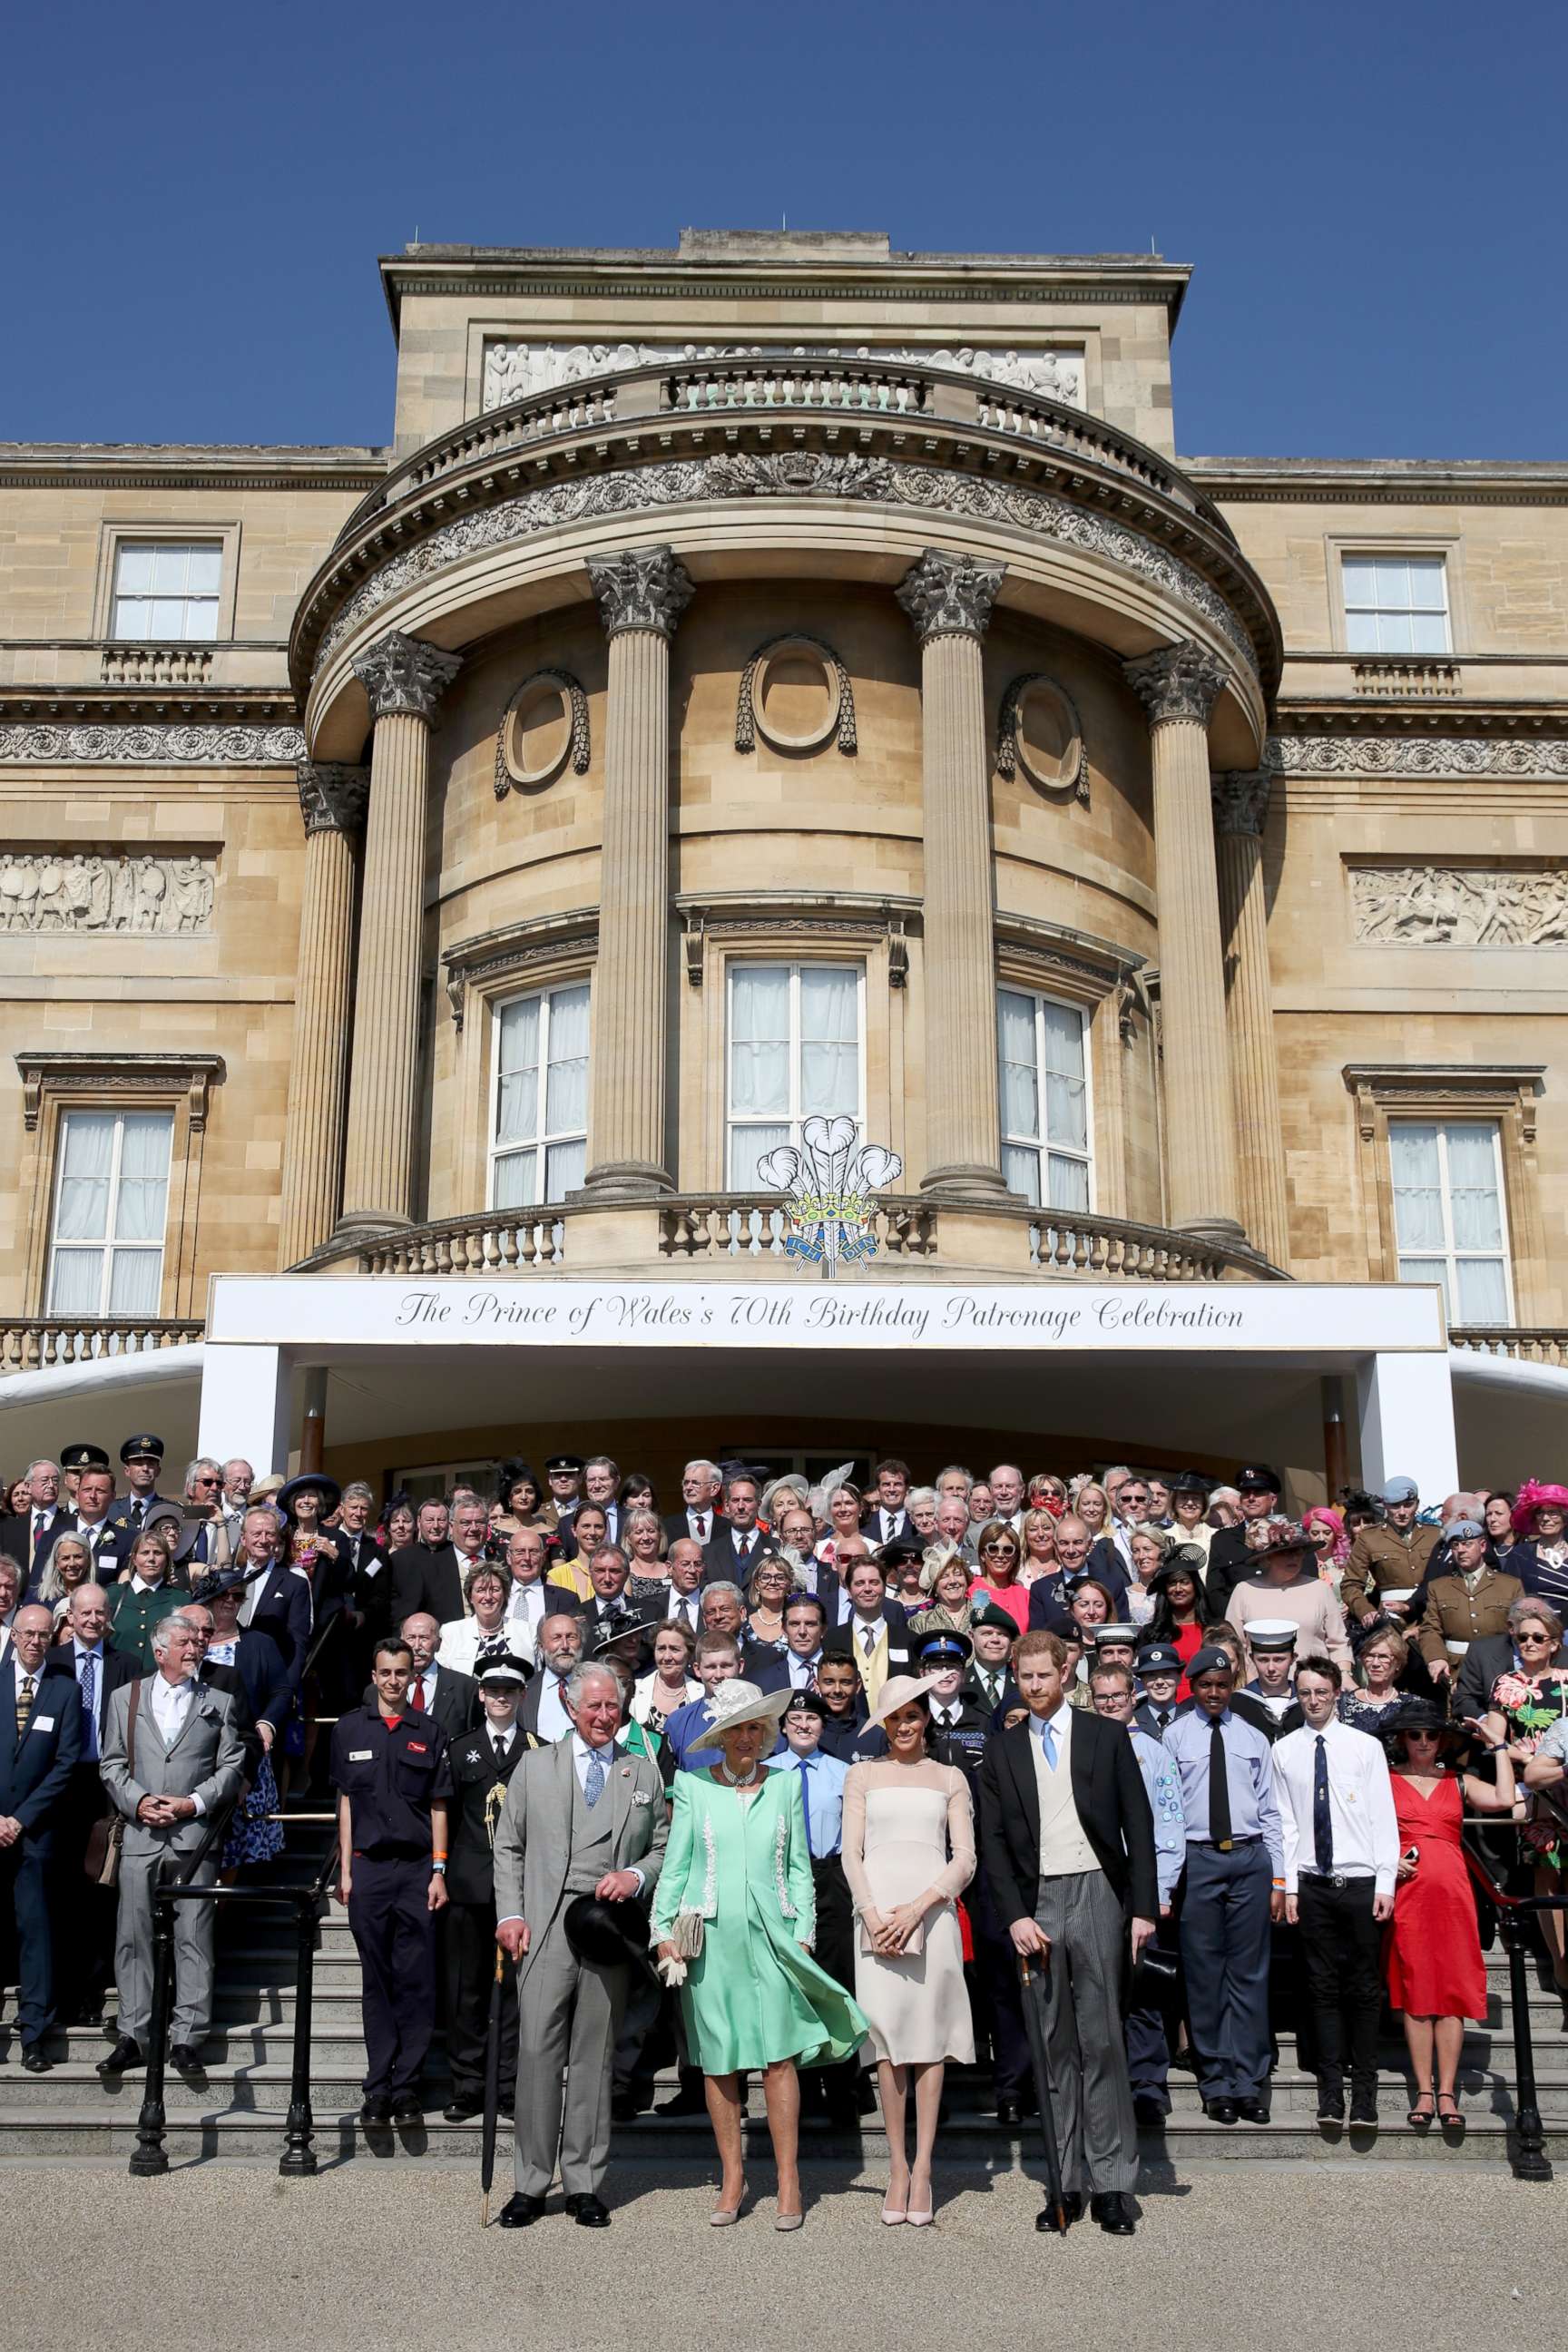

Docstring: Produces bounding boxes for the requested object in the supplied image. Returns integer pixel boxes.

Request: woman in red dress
[1382,1699,1517,2128]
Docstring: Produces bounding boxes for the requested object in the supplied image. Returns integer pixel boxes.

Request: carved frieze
[481,338,1085,413]
[1271,732,1568,779]
[1349,866,1568,946]
[0,851,214,936]
[0,722,303,765]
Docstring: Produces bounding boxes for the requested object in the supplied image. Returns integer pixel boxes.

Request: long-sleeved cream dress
[840,1759,975,2065]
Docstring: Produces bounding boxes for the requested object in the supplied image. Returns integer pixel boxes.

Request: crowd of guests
[4,1433,1568,2234]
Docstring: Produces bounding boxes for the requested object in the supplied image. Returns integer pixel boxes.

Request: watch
[431,1860,447,1874]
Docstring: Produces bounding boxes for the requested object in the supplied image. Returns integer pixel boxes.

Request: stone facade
[0,230,1564,1367]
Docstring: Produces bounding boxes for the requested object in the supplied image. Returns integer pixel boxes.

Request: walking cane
[1019,1949,1069,2235]
[480,1945,505,2228]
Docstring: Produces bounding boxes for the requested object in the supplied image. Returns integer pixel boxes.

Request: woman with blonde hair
[1020,1509,1060,1587]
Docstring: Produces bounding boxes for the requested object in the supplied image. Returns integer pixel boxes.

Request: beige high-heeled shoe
[710,2178,748,2225]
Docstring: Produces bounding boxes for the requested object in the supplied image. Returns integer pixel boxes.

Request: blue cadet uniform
[1161,1643,1284,2119]
[332,1701,454,2120]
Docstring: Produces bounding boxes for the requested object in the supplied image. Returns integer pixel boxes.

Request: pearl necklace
[713,1759,763,1789]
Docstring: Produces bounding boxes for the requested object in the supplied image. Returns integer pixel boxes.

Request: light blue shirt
[765,1746,848,1857]
[1129,1725,1186,1905]
[1161,1706,1283,1871]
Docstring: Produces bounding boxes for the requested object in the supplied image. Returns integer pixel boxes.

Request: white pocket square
[632,1791,652,1808]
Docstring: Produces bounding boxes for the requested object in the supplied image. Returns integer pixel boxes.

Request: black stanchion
[1500,1908,1552,2183]
[128,1882,176,2178]
[279,1890,320,2178]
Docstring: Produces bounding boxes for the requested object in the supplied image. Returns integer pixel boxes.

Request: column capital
[1123,639,1228,728]
[588,545,693,639]
[297,759,369,838]
[1210,769,1272,838]
[896,548,1005,644]
[353,631,463,722]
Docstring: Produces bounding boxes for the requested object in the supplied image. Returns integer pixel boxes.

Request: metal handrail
[129,1823,341,2180]
[1461,1807,1568,2184]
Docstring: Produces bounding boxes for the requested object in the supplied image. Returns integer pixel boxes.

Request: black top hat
[120,1434,165,1464]
[564,1893,656,1979]
[1168,1470,1210,1497]
[61,1443,110,1473]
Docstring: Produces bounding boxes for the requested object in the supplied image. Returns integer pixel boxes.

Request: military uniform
[1340,1523,1440,1625]
[332,1703,454,2117]
[444,1713,539,2113]
[105,1433,170,1536]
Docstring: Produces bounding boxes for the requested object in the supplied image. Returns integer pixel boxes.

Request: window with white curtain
[1341,554,1450,655]
[1390,1120,1512,1323]
[997,987,1092,1210]
[47,1110,173,1317]
[489,983,590,1208]
[726,963,863,1189]
[111,542,222,641]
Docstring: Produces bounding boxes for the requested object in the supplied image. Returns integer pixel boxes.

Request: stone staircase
[4,1867,1565,2169]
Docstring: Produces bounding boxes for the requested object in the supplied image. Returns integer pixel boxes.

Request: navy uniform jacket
[0,1650,83,1853]
[818,1714,887,1765]
[331,1705,454,1859]
[445,1724,539,1905]
[926,1695,994,1782]
[242,1563,314,1698]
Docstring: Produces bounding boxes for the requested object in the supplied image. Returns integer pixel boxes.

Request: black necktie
[1155,1709,1171,1731]
[1209,1720,1233,1848]
[1313,1734,1334,1873]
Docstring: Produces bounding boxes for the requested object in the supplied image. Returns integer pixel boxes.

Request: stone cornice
[0,688,298,729]
[1188,457,1568,510]
[15,1050,225,1132]
[0,446,387,494]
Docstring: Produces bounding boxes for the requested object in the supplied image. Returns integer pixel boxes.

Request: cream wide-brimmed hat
[687,1679,797,1751]
[866,1671,948,1730]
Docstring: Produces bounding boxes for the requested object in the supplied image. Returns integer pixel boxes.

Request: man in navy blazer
[230,1508,313,1700]
[2,1605,83,2065]
[41,1583,139,2020]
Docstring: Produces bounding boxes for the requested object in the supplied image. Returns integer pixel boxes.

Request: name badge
[348,1749,373,1761]
[30,1715,55,1732]
[889,1648,908,1662]
[406,1740,428,1754]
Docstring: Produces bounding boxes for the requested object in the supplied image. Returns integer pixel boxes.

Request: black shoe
[1237,2097,1270,2125]
[390,2094,425,2125]
[1348,2094,1378,2127]
[1316,2082,1346,2124]
[20,2046,53,2074]
[169,2043,204,2073]
[1034,2190,1084,2234]
[611,2092,639,2123]
[995,2097,1022,2127]
[1132,2095,1168,2128]
[1091,2190,1137,2237]
[1203,2097,1239,2125]
[96,2036,142,2078]
[444,2095,483,2122]
[497,2191,545,2228]
[564,2193,611,2228]
[358,2096,393,2126]
[655,2084,707,2118]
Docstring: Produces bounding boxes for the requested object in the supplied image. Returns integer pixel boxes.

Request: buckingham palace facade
[2,229,1564,1493]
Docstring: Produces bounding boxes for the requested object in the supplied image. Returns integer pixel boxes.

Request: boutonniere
[620,1764,632,1779]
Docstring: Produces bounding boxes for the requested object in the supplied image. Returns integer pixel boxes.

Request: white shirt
[666,1587,703,1628]
[1275,1716,1400,1896]
[506,1580,550,1633]
[535,1671,573,1743]
[411,1661,440,1710]
[685,1509,713,1543]
[148,1672,206,1812]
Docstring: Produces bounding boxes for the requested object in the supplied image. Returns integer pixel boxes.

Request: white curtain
[799,966,858,1115]
[1042,1002,1088,1153]
[1390,1122,1444,1250]
[114,1112,172,1240]
[47,1248,104,1317]
[108,1247,162,1318]
[1003,1142,1041,1207]
[54,1112,114,1240]
[493,1145,538,1212]
[997,989,1039,1142]
[729,966,789,1117]
[495,996,541,1144]
[1456,1258,1509,1323]
[1047,1152,1091,1213]
[544,1139,585,1201]
[730,1124,789,1190]
[544,984,590,1139]
[1445,1123,1504,1250]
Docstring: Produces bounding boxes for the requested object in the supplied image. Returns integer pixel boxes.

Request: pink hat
[1512,1479,1568,1535]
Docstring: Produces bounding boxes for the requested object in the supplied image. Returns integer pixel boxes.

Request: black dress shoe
[358,2096,392,2126]
[169,2043,204,2073]
[1091,2190,1137,2236]
[390,2094,425,2125]
[1237,2097,1270,2125]
[96,2036,142,2078]
[1317,2088,1346,2123]
[497,2191,545,2228]
[444,2095,483,2122]
[1132,2095,1168,2128]
[21,2047,53,2074]
[1034,2190,1084,2234]
[565,2193,611,2228]
[995,2097,1023,2127]
[1348,2093,1379,2127]
[1203,2097,1239,2124]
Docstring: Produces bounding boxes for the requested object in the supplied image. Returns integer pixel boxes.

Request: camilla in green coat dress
[652,1722,867,2077]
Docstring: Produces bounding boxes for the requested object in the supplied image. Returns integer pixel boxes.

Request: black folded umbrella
[481,1948,505,2227]
[1018,1950,1069,2234]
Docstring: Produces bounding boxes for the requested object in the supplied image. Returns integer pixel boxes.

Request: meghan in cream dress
[840,1759,975,2065]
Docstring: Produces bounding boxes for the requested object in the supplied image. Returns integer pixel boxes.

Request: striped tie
[16,1673,34,1744]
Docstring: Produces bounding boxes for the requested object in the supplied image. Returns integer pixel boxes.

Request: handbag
[859,1910,926,1959]
[668,1908,705,1961]
[83,1676,138,1889]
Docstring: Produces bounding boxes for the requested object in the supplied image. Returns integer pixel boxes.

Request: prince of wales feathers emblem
[756,1114,903,1279]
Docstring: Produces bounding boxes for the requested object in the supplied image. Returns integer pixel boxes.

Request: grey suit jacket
[100,1675,248,1860]
[492,1737,667,1986]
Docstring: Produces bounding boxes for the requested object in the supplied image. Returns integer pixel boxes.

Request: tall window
[489,983,590,1208]
[111,542,222,641]
[1342,554,1450,655]
[998,988,1092,1210]
[1390,1120,1511,1322]
[47,1110,173,1317]
[726,963,862,1189]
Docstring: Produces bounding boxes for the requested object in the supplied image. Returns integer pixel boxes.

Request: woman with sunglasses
[969,1519,1028,1632]
[1382,1699,1517,2128]
[1483,1598,1568,1998]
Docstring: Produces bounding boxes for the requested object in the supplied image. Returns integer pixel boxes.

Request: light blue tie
[584,1748,605,1808]
[1039,1720,1058,1771]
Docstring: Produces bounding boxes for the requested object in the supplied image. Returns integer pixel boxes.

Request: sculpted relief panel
[0,852,215,936]
[481,339,1085,412]
[1350,865,1568,946]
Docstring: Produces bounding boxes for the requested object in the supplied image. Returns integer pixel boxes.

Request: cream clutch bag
[859,1915,925,1958]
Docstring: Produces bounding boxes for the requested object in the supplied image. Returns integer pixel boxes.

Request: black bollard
[128,1886,176,2178]
[1501,1908,1553,2182]
[279,1891,319,2178]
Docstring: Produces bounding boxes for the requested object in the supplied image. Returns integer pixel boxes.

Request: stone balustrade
[1027,1210,1283,1283]
[658,1193,939,1262]
[0,1318,204,1374]
[356,1213,565,1277]
[1449,1326,1568,1367]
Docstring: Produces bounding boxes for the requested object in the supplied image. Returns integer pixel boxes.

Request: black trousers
[0,1845,54,2044]
[50,1763,117,2016]
[1122,1918,1181,2109]
[348,1852,437,2100]
[444,1897,517,2102]
[804,1854,862,2120]
[1297,1875,1383,2096]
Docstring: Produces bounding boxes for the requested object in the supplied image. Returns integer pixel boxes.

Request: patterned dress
[1491,1670,1568,1869]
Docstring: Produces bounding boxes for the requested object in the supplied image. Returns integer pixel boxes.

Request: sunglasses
[1518,1631,1552,1644]
[1406,1729,1442,1742]
[982,1542,1017,1555]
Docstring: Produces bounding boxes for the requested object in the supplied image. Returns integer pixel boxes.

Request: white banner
[205,1275,1446,1356]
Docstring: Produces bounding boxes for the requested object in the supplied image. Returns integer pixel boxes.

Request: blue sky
[7,0,1563,460]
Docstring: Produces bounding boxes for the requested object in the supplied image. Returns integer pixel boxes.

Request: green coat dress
[652,1767,867,2075]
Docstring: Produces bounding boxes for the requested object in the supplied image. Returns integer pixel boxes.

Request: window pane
[543,984,590,1136]
[1042,1002,1087,1152]
[498,995,540,1075]
[185,601,220,642]
[799,966,858,1115]
[997,989,1040,1142]
[113,597,151,640]
[1047,1152,1090,1212]
[108,1249,162,1318]
[55,1112,115,1241]
[1397,1258,1450,1317]
[1456,1257,1509,1324]
[186,545,222,594]
[1376,611,1415,655]
[115,544,155,594]
[730,1122,789,1190]
[1410,611,1450,654]
[1406,560,1447,611]
[48,1248,105,1317]
[492,1147,538,1211]
[113,1112,172,1242]
[496,1069,538,1146]
[1003,1143,1041,1206]
[496,997,540,1144]
[1390,1123,1444,1250]
[1341,559,1377,606]
[1445,1124,1504,1250]
[151,545,191,591]
[1344,610,1379,653]
[149,598,186,637]
[544,1139,585,1201]
[729,966,790,1117]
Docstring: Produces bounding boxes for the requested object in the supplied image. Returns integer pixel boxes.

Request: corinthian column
[337,632,462,1233]
[1124,641,1243,1243]
[1212,769,1291,1268]
[278,761,368,1265]
[897,549,1011,1200]
[582,546,691,1196]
